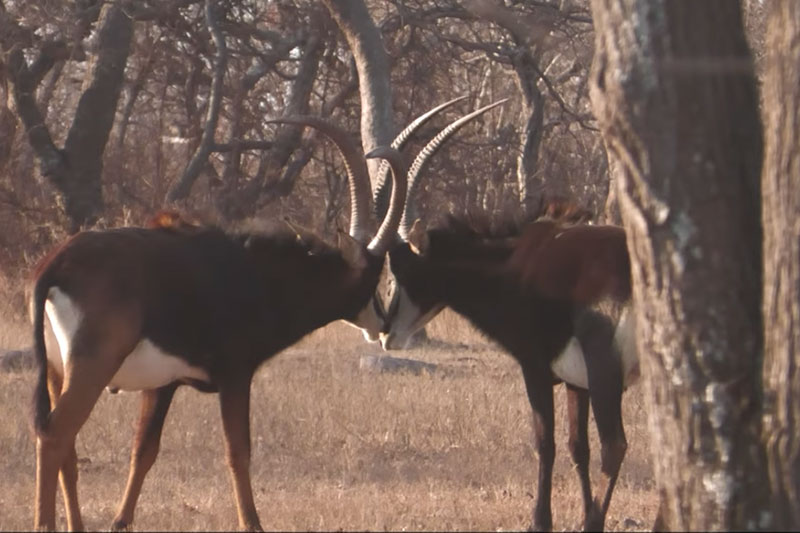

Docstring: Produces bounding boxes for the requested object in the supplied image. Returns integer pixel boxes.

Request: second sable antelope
[28,114,408,532]
[377,134,638,530]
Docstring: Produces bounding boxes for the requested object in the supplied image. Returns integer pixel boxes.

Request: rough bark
[589,1,769,530]
[322,0,394,198]
[512,50,546,216]
[761,2,800,529]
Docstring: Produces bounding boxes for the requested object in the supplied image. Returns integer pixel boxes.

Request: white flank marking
[108,339,210,391]
[550,306,640,390]
[551,338,589,389]
[44,287,82,376]
[44,287,210,390]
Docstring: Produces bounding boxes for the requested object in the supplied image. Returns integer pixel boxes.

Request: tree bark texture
[511,46,546,217]
[589,1,769,530]
[761,2,800,529]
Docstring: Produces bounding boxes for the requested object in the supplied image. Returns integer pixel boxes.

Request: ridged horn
[373,95,469,221]
[364,146,408,255]
[399,98,509,240]
[266,116,374,243]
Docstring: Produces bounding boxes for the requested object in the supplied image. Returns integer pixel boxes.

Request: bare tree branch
[167,0,227,202]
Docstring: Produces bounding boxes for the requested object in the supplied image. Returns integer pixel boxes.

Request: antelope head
[267,97,478,341]
[267,115,411,341]
[378,99,509,349]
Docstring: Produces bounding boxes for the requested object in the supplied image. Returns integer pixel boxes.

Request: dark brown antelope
[28,114,411,532]
[377,137,638,531]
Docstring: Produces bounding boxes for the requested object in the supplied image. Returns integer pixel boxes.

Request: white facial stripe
[345,298,383,342]
[382,286,443,349]
[43,287,210,391]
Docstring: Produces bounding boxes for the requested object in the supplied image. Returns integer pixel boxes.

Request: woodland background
[2,1,799,531]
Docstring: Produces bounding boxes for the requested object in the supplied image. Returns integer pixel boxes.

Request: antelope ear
[338,231,368,269]
[407,219,429,256]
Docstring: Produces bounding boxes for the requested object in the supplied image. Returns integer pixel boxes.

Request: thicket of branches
[0,0,605,283]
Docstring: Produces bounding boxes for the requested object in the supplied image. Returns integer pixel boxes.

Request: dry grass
[0,309,658,532]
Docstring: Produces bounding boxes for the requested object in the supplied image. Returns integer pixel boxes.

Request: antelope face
[347,292,387,342]
[380,244,445,350]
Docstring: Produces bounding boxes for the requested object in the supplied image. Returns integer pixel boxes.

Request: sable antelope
[29,114,412,532]
[377,142,638,531]
[28,95,500,531]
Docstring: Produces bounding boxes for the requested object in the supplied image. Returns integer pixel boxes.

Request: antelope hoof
[583,503,605,532]
[527,519,553,532]
[527,526,551,532]
[110,518,131,531]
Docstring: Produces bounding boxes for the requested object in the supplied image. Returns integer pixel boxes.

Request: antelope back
[509,222,631,305]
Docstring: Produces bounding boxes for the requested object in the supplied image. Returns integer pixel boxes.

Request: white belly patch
[44,287,210,391]
[550,307,640,390]
[551,338,589,389]
[108,339,211,391]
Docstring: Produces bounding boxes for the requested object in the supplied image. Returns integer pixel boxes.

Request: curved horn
[373,95,469,221]
[399,98,509,240]
[266,116,374,243]
[364,146,408,255]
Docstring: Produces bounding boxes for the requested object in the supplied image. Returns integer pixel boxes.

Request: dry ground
[0,306,658,531]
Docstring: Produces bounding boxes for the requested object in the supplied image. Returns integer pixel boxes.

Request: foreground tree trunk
[589,1,769,529]
[761,3,800,529]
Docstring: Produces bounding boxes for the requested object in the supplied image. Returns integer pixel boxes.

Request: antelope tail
[32,278,51,436]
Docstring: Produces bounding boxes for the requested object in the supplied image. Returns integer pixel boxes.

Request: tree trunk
[322,0,394,197]
[6,2,132,232]
[761,3,800,529]
[463,1,551,217]
[512,51,546,216]
[589,1,769,530]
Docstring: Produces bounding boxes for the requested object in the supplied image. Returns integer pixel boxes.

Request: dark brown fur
[509,222,631,305]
